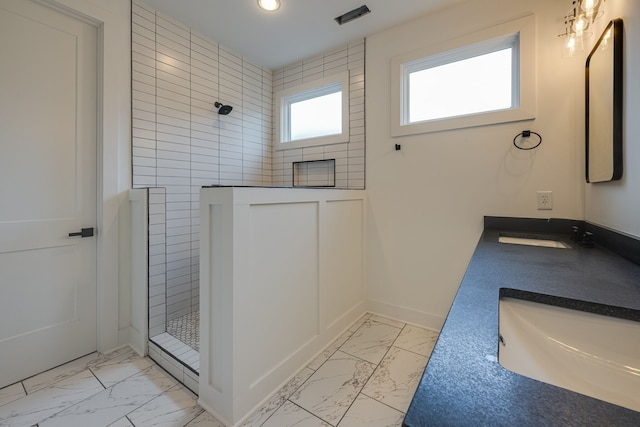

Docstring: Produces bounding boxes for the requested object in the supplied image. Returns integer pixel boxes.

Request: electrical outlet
[537,191,553,210]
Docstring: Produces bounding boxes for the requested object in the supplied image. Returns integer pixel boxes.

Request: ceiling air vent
[335,5,371,25]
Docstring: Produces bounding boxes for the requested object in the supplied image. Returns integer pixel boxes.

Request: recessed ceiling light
[258,0,280,12]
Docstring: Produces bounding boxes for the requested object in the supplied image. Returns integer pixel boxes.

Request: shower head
[215,102,233,115]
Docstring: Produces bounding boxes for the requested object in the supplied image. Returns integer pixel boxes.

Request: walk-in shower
[146,188,200,393]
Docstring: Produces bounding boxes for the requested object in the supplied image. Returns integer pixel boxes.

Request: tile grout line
[102,365,172,421]
[83,366,178,427]
[289,400,327,426]
[256,363,325,426]
[29,368,107,426]
[360,388,408,416]
[391,322,440,359]
[15,351,104,396]
[391,343,436,359]
[5,313,433,427]
[177,406,206,427]
[88,367,108,390]
[333,324,407,426]
[257,324,361,425]
[251,313,433,426]
[295,317,409,427]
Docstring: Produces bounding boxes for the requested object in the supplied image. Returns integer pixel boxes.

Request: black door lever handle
[68,227,94,238]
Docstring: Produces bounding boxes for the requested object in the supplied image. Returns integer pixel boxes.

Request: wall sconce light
[581,0,602,19]
[258,0,280,12]
[559,0,604,57]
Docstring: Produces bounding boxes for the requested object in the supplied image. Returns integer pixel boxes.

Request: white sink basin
[499,297,640,412]
[498,236,570,249]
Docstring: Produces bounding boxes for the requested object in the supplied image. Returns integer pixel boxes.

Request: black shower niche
[292,159,336,187]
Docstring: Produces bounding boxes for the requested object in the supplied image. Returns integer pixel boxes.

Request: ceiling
[141,0,461,70]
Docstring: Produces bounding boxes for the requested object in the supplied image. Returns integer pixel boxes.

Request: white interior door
[0,0,98,388]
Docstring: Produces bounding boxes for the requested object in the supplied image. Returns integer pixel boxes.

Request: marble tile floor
[0,346,220,427]
[0,313,439,427]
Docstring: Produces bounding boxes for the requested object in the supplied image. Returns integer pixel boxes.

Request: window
[391,14,535,136]
[407,41,516,122]
[290,89,341,141]
[276,71,350,150]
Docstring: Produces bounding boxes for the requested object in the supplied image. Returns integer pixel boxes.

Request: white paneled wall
[132,1,273,322]
[199,187,366,424]
[272,41,366,189]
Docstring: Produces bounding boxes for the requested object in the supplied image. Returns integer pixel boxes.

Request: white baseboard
[126,326,147,357]
[366,299,445,331]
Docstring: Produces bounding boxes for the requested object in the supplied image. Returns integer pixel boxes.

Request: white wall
[584,0,640,238]
[366,0,586,328]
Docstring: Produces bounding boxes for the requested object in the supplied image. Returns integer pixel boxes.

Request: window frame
[275,71,350,150]
[390,14,536,136]
[404,34,519,123]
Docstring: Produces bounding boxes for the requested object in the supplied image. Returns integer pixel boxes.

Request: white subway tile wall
[132,1,274,322]
[272,41,366,189]
[148,188,167,338]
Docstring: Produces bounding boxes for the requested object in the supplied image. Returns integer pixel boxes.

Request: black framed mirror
[585,18,623,183]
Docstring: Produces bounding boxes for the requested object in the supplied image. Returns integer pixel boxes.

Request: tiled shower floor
[167,311,200,352]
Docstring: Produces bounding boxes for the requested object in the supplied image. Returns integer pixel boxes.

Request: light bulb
[567,34,576,57]
[581,0,599,19]
[574,15,588,37]
[258,0,280,11]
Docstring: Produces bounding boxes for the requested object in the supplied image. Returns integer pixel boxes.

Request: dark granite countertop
[403,217,640,426]
[201,185,339,189]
